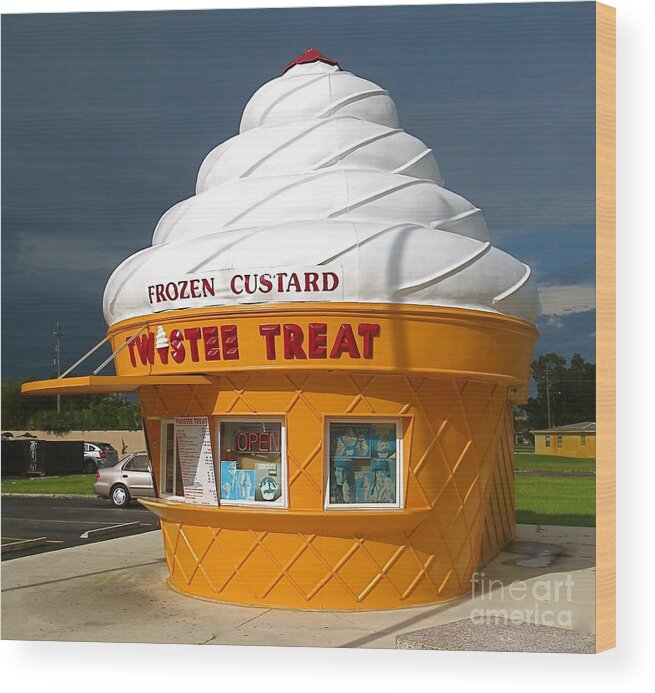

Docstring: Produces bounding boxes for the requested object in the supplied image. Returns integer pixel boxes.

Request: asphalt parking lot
[1,496,159,560]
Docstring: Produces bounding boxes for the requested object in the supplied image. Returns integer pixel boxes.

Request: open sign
[235,431,281,453]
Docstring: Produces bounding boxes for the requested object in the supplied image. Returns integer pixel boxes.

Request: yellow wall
[479,402,517,566]
[126,304,536,610]
[140,372,511,609]
[534,432,596,458]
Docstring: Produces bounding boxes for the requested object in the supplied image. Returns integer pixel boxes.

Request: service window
[217,419,286,507]
[557,436,563,448]
[545,435,551,448]
[580,434,586,446]
[161,420,184,498]
[325,420,402,510]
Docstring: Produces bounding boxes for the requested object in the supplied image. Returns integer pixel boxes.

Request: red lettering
[230,275,243,295]
[183,328,202,362]
[259,324,281,360]
[236,432,248,451]
[286,272,301,292]
[308,323,327,358]
[259,432,269,452]
[358,323,381,359]
[305,272,319,292]
[179,280,189,299]
[155,284,165,303]
[220,325,239,360]
[201,278,216,297]
[330,324,360,359]
[233,430,280,452]
[276,273,288,292]
[260,274,272,293]
[127,336,137,367]
[190,279,201,298]
[283,323,307,359]
[165,282,178,301]
[148,286,156,304]
[202,326,221,361]
[244,274,257,294]
[133,333,155,365]
[323,272,339,292]
[169,329,186,363]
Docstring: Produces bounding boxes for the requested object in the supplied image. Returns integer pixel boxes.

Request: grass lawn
[2,475,96,495]
[514,453,596,473]
[515,475,596,527]
[2,458,596,528]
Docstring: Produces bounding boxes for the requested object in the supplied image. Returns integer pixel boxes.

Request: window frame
[544,435,551,448]
[160,419,185,501]
[323,417,404,511]
[215,416,288,509]
[580,434,586,445]
[557,435,563,448]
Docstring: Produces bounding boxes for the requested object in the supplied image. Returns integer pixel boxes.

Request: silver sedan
[93,452,156,507]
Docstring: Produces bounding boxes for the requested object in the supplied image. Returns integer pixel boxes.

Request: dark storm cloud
[535,310,596,361]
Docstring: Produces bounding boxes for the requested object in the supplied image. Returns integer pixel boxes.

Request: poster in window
[354,471,372,503]
[331,425,371,459]
[174,417,218,506]
[235,469,255,501]
[370,424,397,461]
[255,462,282,502]
[367,458,396,503]
[220,460,238,500]
[328,422,399,506]
[330,457,355,504]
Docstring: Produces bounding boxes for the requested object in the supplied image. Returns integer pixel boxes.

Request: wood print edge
[595,0,616,654]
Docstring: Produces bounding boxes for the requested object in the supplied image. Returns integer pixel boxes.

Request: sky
[1,2,596,380]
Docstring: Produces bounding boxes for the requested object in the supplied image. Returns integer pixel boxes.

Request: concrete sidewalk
[1,524,595,649]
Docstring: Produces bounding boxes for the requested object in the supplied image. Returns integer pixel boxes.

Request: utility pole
[53,322,63,414]
[545,369,552,429]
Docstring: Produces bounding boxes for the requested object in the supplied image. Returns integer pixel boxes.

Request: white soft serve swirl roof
[103,56,540,325]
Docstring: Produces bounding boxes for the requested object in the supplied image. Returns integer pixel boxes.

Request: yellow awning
[21,375,214,396]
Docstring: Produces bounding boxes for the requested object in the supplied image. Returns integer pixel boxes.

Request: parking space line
[3,517,152,526]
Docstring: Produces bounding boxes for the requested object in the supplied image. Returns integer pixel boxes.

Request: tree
[1,378,141,433]
[516,353,595,437]
[1,378,54,429]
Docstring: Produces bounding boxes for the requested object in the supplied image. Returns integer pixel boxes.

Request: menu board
[175,417,218,506]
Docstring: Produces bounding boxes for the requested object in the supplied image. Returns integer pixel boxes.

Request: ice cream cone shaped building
[24,50,539,609]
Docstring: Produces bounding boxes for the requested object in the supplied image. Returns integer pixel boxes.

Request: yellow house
[532,422,596,458]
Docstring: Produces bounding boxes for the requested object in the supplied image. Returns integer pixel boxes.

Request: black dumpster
[1,438,84,477]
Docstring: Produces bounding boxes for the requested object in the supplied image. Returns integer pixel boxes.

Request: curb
[1,493,98,499]
[2,537,48,554]
[80,522,141,539]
